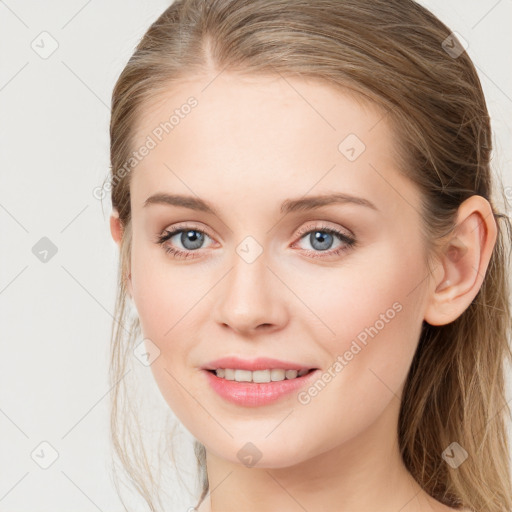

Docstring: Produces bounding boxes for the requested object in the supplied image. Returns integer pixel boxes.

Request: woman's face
[124,73,434,467]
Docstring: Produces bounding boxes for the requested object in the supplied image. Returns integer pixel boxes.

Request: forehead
[128,72,416,220]
[132,72,386,153]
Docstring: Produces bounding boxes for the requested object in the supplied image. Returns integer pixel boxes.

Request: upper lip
[201,356,318,372]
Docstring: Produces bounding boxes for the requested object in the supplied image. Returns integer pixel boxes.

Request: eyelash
[155,222,356,260]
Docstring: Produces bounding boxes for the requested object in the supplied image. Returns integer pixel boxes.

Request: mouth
[204,367,318,383]
[203,367,321,407]
[201,356,319,373]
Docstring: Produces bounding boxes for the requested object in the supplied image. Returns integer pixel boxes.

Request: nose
[213,250,289,336]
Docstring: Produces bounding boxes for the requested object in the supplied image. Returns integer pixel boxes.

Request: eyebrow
[143,192,378,215]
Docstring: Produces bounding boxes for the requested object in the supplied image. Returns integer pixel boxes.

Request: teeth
[214,368,310,382]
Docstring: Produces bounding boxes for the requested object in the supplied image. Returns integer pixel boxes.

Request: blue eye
[170,229,205,250]
[293,224,356,259]
[156,227,213,259]
[155,223,356,260]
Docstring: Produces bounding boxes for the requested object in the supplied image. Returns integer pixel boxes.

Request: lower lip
[203,369,319,407]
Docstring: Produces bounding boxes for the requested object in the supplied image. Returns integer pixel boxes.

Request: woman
[106,0,512,510]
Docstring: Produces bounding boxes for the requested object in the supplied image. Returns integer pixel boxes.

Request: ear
[110,209,133,298]
[423,195,497,326]
[110,209,123,246]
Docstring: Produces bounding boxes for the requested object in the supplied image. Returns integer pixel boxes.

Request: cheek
[129,247,204,418]
[289,239,425,346]
[130,239,195,338]
[129,242,212,397]
[290,242,427,433]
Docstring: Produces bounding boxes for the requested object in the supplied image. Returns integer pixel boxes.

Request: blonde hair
[106,1,512,510]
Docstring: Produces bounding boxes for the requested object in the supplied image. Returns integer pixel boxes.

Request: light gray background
[1,1,511,511]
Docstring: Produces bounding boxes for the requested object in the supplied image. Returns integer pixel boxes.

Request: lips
[201,356,319,372]
[203,366,321,407]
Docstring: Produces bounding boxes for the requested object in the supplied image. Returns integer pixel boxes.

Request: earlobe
[423,195,497,326]
[110,209,123,246]
[109,210,133,298]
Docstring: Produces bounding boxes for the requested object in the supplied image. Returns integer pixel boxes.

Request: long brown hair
[106,1,512,510]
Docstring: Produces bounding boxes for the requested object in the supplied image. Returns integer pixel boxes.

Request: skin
[110,72,495,512]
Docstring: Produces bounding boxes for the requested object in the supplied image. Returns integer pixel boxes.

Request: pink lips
[201,356,320,407]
